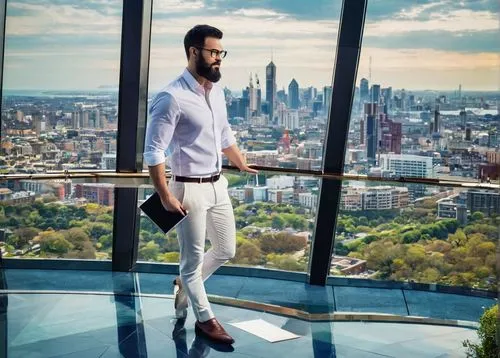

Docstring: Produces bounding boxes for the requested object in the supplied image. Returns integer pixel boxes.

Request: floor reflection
[172,318,235,358]
[113,272,148,357]
[0,268,7,358]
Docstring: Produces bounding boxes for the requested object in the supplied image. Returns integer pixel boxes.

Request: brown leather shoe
[195,318,235,345]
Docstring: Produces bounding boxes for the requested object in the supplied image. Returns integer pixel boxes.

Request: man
[143,25,257,345]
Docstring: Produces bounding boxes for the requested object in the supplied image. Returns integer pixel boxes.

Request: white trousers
[168,174,236,322]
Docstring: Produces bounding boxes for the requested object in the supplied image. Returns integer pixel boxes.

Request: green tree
[266,253,305,271]
[471,211,485,221]
[158,252,180,263]
[98,234,112,250]
[259,232,307,254]
[271,216,285,230]
[139,241,160,261]
[232,241,262,265]
[96,214,113,223]
[10,227,39,248]
[86,222,113,241]
[449,229,468,247]
[463,304,498,358]
[37,231,73,255]
[63,228,91,250]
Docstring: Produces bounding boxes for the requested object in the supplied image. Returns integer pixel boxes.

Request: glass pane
[1,0,122,173]
[146,1,342,172]
[0,179,114,260]
[138,172,319,273]
[331,180,498,291]
[344,0,500,180]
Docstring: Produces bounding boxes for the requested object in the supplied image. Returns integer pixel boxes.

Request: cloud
[364,30,500,53]
[6,2,121,35]
[366,9,498,35]
[152,14,338,36]
[154,0,205,13]
[230,8,287,18]
[3,0,499,91]
[395,1,449,19]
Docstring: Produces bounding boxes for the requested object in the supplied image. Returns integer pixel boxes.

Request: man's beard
[196,56,221,83]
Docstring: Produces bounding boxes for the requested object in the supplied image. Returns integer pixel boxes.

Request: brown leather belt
[172,173,221,183]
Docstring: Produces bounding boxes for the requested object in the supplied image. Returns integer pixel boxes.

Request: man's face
[194,37,223,83]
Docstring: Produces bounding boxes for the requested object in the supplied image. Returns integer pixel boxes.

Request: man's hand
[161,194,186,216]
[222,144,259,175]
[239,164,259,174]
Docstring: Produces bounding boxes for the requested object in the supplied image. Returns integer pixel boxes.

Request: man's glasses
[195,47,227,59]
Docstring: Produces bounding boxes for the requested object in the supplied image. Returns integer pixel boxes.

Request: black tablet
[139,192,188,234]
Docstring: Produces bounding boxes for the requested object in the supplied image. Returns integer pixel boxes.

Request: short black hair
[184,25,223,60]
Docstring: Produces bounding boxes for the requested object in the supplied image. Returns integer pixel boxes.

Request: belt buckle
[199,177,203,184]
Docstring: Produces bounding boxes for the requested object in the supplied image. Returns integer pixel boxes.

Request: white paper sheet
[230,319,301,343]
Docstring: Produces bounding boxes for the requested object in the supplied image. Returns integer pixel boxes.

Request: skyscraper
[364,103,378,165]
[255,74,262,116]
[382,87,392,111]
[288,78,299,109]
[433,104,440,133]
[360,78,369,103]
[370,84,381,104]
[460,108,467,129]
[266,61,276,122]
[323,86,332,114]
[246,73,261,118]
[379,115,402,154]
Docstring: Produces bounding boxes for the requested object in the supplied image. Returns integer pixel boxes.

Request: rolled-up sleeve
[143,92,180,166]
[221,120,237,150]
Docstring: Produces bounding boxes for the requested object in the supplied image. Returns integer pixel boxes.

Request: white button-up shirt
[143,68,236,176]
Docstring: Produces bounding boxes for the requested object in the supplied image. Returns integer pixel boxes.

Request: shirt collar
[182,68,213,95]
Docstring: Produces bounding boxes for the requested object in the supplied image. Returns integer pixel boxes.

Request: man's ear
[190,47,197,58]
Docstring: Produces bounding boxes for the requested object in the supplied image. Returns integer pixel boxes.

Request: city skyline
[2,0,499,91]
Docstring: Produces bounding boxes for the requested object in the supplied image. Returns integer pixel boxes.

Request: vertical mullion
[112,0,153,271]
[308,0,368,285]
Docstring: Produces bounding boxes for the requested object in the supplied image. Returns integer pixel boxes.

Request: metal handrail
[0,165,498,189]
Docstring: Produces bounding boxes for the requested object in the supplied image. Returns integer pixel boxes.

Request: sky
[3,0,499,92]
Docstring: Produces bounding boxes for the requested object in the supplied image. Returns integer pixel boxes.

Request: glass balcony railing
[331,180,498,292]
[138,172,317,273]
[0,179,114,261]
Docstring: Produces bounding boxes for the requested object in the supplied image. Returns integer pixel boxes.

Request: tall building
[359,119,365,145]
[33,114,46,136]
[465,124,472,141]
[460,108,467,129]
[72,111,80,129]
[364,103,378,165]
[266,61,277,122]
[90,109,100,128]
[370,84,381,104]
[82,111,89,128]
[379,115,402,154]
[382,87,393,111]
[278,108,299,130]
[360,78,369,103]
[288,79,299,109]
[246,73,261,118]
[277,88,287,104]
[255,74,262,116]
[323,86,332,114]
[433,104,440,133]
[379,154,434,178]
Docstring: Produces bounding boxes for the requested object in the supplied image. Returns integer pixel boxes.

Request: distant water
[3,89,118,98]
